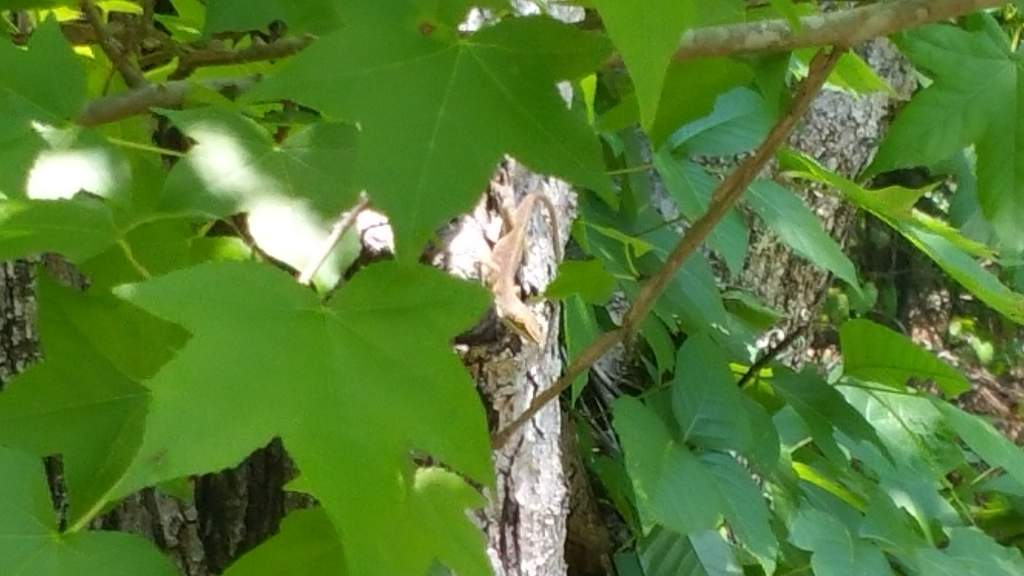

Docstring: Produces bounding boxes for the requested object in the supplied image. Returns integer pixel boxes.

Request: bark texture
[441,160,575,576]
[0,261,38,384]
[741,39,915,358]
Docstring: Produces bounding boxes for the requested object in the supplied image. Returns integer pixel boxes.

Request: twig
[80,0,147,88]
[736,326,807,388]
[298,195,371,285]
[492,47,844,449]
[173,34,315,78]
[76,76,259,126]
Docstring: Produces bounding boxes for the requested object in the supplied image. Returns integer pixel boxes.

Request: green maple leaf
[0,445,177,576]
[0,17,83,122]
[869,22,1024,250]
[161,108,360,218]
[223,508,346,575]
[593,0,742,132]
[0,275,188,527]
[0,198,119,262]
[112,261,493,575]
[203,0,343,35]
[0,17,86,197]
[249,11,612,255]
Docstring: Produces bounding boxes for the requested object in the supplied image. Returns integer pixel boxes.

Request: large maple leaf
[249,10,613,255]
[111,261,494,575]
[869,22,1024,251]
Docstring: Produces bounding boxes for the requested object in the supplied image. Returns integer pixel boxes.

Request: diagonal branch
[80,0,147,88]
[492,47,844,449]
[76,76,258,126]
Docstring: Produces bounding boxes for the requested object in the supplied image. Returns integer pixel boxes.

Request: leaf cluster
[1,1,1023,575]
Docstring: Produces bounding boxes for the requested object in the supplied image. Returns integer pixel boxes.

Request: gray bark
[0,261,38,384]
[742,39,915,360]
[437,160,575,576]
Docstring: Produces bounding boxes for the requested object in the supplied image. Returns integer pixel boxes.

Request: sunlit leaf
[250,12,612,256]
[112,261,492,575]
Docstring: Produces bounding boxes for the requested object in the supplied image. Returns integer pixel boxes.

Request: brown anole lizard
[482,188,561,344]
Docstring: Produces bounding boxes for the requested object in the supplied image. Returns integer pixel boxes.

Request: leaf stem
[605,164,652,176]
[106,136,187,158]
[737,326,807,387]
[118,239,153,279]
[298,194,371,286]
[834,380,922,397]
[492,48,844,448]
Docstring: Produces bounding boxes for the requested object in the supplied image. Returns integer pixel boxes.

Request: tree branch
[492,47,844,449]
[672,0,1004,60]
[76,76,258,126]
[173,34,315,79]
[71,0,997,127]
[80,0,147,88]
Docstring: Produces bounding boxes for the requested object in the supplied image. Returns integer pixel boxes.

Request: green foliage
[2,2,1024,575]
[546,259,617,304]
[840,319,970,398]
[0,275,187,526]
[248,11,613,255]
[790,507,893,576]
[745,179,861,292]
[870,18,1024,251]
[223,508,346,575]
[593,0,742,132]
[784,150,1024,325]
[653,152,748,275]
[0,199,118,261]
[638,528,743,576]
[112,261,492,575]
[0,445,178,575]
[160,108,360,218]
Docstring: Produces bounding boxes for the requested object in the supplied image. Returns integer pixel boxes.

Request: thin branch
[80,0,147,88]
[672,0,1005,60]
[492,47,844,449]
[173,34,315,78]
[298,195,372,285]
[736,326,807,388]
[76,76,258,126]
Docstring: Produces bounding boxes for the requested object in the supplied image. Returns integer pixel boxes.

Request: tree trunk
[742,39,914,359]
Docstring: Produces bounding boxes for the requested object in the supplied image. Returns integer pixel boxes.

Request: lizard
[482,185,561,344]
